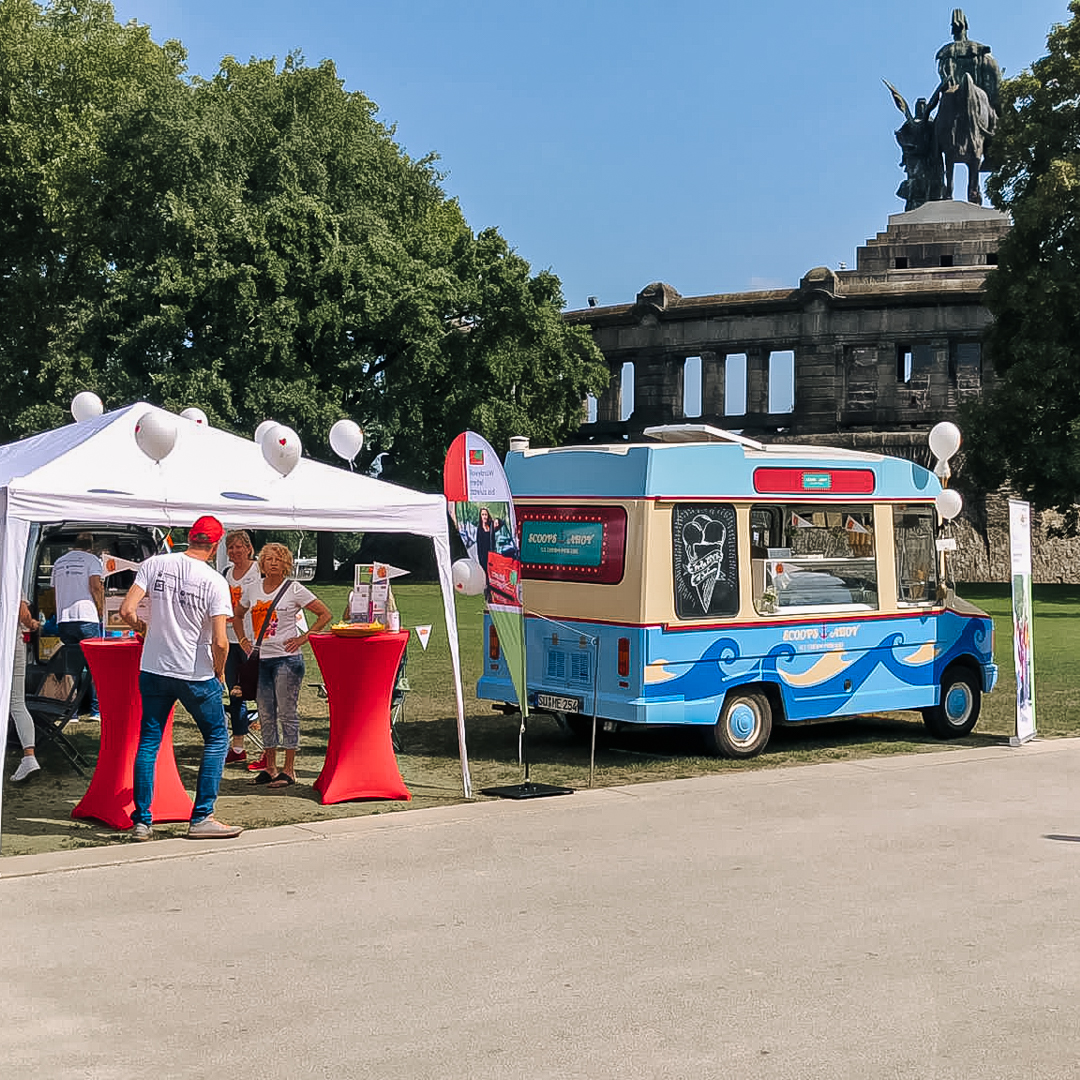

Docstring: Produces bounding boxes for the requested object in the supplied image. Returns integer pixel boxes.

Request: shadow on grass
[396,709,1006,774]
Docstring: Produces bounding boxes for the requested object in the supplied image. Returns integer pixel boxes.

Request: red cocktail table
[309,631,410,804]
[72,639,193,829]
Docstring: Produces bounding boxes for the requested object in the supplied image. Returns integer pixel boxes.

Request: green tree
[963,2,1080,530]
[0,0,607,489]
[0,0,187,433]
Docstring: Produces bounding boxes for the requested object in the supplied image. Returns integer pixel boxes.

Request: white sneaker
[131,823,153,841]
[186,817,243,839]
[11,756,41,782]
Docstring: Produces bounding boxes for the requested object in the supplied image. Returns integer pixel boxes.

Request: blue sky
[112,0,1068,315]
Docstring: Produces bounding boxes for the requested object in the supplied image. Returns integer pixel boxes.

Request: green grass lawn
[955,584,1080,737]
[4,579,1074,857]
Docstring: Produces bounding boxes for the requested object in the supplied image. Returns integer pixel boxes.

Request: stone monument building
[571,200,1007,445]
[565,202,1074,582]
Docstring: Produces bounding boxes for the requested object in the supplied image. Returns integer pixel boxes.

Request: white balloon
[928,422,962,463]
[329,418,364,462]
[134,410,178,463]
[254,420,277,444]
[180,407,209,426]
[261,423,302,476]
[451,557,487,596]
[935,488,963,521]
[71,391,104,422]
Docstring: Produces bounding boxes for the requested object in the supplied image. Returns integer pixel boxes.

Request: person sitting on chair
[51,533,103,719]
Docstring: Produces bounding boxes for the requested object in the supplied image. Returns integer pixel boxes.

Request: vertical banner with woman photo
[1009,499,1036,745]
[443,432,527,715]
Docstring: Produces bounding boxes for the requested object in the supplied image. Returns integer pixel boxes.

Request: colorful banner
[444,432,527,717]
[1009,499,1036,745]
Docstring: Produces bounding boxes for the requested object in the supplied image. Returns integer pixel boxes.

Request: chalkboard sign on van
[672,503,738,619]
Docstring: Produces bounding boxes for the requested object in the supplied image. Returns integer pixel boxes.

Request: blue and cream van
[477,425,997,757]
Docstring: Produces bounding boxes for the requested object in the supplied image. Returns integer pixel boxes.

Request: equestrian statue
[884,9,1002,209]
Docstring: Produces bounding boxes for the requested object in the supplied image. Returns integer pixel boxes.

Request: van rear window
[519,506,626,584]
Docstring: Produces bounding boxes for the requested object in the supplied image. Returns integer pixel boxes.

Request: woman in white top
[223,530,262,765]
[235,543,331,787]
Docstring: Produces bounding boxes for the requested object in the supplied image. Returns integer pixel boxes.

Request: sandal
[268,772,296,787]
[253,770,278,785]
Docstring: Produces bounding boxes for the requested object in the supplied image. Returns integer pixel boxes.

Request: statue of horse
[932,72,994,205]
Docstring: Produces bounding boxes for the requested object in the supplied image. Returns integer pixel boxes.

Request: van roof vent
[642,424,765,450]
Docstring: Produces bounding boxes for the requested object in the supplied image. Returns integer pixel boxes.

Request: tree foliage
[963,1,1080,530]
[0,0,607,487]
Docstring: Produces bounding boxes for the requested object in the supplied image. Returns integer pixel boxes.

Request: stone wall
[949,498,1080,585]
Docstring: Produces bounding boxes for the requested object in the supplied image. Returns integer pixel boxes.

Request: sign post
[1008,499,1036,746]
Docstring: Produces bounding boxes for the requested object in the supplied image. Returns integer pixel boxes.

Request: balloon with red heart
[134,410,178,463]
[261,423,302,476]
[451,557,486,596]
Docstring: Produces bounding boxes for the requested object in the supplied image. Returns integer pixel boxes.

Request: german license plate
[536,692,582,714]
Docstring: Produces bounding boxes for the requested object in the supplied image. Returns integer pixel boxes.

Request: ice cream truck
[476,425,997,757]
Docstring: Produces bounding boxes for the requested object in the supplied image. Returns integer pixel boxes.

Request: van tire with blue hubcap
[923,665,981,739]
[706,690,772,758]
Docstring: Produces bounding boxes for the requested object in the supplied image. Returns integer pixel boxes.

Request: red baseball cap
[189,515,225,545]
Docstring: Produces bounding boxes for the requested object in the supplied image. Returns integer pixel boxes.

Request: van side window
[750,504,878,613]
[672,503,739,618]
[894,504,938,605]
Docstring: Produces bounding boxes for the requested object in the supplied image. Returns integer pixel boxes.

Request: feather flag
[444,432,527,719]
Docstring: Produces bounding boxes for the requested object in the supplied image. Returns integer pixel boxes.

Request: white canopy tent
[0,403,472,830]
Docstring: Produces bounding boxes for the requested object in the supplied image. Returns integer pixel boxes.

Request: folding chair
[25,644,92,776]
[222,689,264,758]
[390,647,410,753]
[309,647,410,751]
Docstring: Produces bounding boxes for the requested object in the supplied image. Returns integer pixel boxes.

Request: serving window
[518,506,626,584]
[750,504,878,614]
[893,504,938,605]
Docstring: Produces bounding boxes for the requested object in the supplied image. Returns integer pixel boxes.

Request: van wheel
[706,691,772,758]
[923,666,981,739]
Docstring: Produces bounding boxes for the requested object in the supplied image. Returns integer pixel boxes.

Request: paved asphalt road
[2,740,1080,1079]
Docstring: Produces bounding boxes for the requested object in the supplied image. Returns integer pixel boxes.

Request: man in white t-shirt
[51,533,104,717]
[120,515,242,841]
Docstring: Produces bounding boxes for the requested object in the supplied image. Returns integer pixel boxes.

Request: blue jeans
[58,620,101,715]
[133,672,229,826]
[257,653,304,750]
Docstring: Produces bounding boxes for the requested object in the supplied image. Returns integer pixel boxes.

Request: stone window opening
[683,356,702,418]
[768,351,795,414]
[894,257,909,270]
[725,353,748,416]
[620,361,635,421]
[897,345,913,384]
[949,342,982,390]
